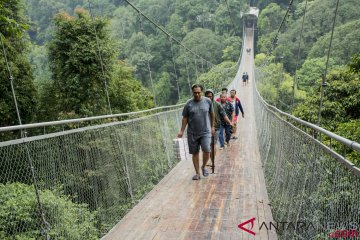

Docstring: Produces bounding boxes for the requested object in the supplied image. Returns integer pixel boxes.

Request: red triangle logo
[238,218,256,236]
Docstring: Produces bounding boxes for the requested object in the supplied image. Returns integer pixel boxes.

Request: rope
[87,0,113,115]
[291,0,308,108]
[317,0,340,127]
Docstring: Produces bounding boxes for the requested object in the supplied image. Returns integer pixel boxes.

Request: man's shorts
[187,134,211,154]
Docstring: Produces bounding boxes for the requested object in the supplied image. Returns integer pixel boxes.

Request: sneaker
[192,174,200,180]
[201,167,209,177]
[219,147,224,150]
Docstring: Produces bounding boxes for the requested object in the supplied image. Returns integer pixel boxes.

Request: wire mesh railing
[0,107,183,239]
[254,67,360,239]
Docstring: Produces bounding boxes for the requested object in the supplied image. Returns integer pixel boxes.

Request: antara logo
[238,218,256,236]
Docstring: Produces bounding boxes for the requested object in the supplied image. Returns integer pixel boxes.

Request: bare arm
[177,117,188,138]
[223,115,233,126]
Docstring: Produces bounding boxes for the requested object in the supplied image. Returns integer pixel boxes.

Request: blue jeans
[219,124,232,147]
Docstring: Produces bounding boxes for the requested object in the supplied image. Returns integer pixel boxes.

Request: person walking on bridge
[215,88,228,102]
[242,72,247,86]
[228,89,244,139]
[178,84,215,180]
[219,93,234,149]
[205,89,233,163]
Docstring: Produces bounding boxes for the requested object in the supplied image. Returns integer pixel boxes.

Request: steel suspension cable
[138,13,157,106]
[0,32,51,239]
[194,57,199,80]
[170,39,180,101]
[291,0,308,108]
[270,0,294,53]
[184,53,192,95]
[317,0,340,127]
[88,0,113,114]
[224,0,238,35]
[122,0,215,66]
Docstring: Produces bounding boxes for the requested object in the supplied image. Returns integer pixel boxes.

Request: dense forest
[254,0,359,164]
[0,0,359,238]
[1,0,249,129]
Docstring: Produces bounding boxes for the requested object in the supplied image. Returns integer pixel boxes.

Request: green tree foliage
[109,62,155,113]
[274,0,360,73]
[255,53,306,110]
[295,57,336,92]
[0,183,98,239]
[48,9,115,117]
[197,61,237,91]
[256,3,286,53]
[308,19,360,66]
[222,35,242,62]
[293,63,360,130]
[0,0,37,132]
[181,28,224,65]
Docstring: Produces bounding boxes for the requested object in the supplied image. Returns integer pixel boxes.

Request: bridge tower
[242,7,259,29]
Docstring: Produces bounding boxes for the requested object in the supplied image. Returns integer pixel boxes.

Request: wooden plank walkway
[103,28,277,240]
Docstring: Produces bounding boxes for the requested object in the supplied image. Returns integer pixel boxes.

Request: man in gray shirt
[178,84,215,180]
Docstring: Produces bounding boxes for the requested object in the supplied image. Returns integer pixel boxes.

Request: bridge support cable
[184,53,192,95]
[223,0,238,35]
[270,0,294,52]
[138,13,157,106]
[169,39,181,101]
[88,0,113,115]
[1,32,51,239]
[122,0,215,67]
[291,0,308,108]
[194,57,199,81]
[317,0,340,127]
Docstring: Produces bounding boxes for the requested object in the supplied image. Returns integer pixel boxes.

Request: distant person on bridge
[178,84,215,180]
[215,88,228,102]
[205,89,233,163]
[219,93,234,149]
[246,72,249,84]
[228,89,244,139]
[242,72,247,86]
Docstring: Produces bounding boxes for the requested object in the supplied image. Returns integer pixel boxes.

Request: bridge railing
[0,107,183,239]
[254,67,360,239]
[0,104,185,141]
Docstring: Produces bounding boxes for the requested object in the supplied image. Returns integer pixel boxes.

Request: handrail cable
[0,103,186,133]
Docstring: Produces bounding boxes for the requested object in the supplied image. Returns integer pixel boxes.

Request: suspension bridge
[0,3,360,240]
